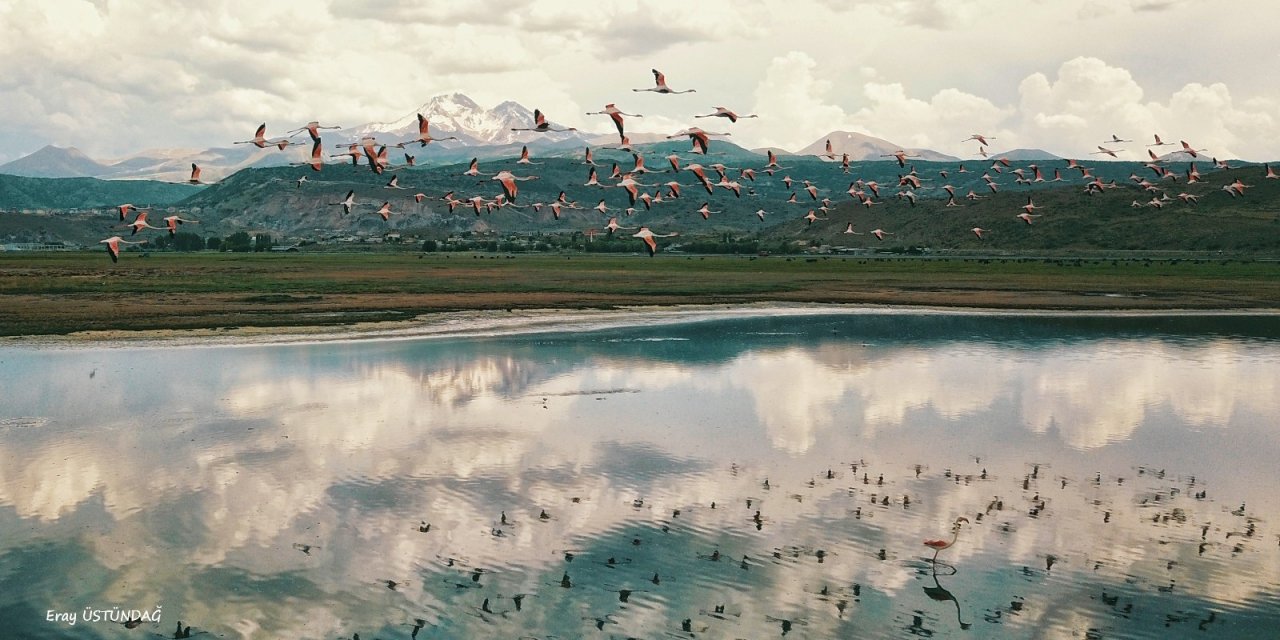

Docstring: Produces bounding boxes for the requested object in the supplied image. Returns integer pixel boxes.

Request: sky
[1,0,1278,164]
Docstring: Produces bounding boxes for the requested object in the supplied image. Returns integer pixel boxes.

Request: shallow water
[1,311,1278,639]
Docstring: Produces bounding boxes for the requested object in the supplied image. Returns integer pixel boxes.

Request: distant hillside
[795,131,958,162]
[0,145,110,178]
[0,174,199,210]
[984,148,1062,161]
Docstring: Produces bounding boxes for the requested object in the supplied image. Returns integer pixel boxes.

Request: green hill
[0,174,199,210]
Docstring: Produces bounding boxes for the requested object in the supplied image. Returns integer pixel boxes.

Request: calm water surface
[2,310,1279,639]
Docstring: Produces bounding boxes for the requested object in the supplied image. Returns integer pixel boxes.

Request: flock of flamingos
[99,68,1277,262]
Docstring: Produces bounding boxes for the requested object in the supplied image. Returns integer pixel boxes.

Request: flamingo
[402,114,458,147]
[233,123,270,148]
[765,149,783,169]
[1022,197,1042,215]
[694,107,757,123]
[583,146,596,165]
[586,104,642,140]
[162,215,198,236]
[881,149,919,168]
[286,120,341,141]
[971,227,988,239]
[100,236,145,263]
[385,174,406,189]
[492,170,538,202]
[125,211,165,235]
[413,193,427,203]
[1266,164,1279,180]
[604,216,636,235]
[1148,134,1172,147]
[516,145,542,165]
[1016,213,1040,225]
[803,180,819,200]
[511,108,576,133]
[843,223,861,235]
[924,517,970,564]
[1092,146,1120,158]
[115,203,149,221]
[584,166,602,187]
[403,153,416,167]
[1106,134,1132,144]
[870,228,892,240]
[1180,140,1206,158]
[802,210,827,225]
[633,69,695,94]
[187,163,205,184]
[668,127,727,155]
[756,209,767,221]
[695,202,719,220]
[462,158,489,177]
[331,144,362,166]
[330,190,356,215]
[632,227,679,256]
[961,134,993,146]
[304,139,324,171]
[375,201,392,221]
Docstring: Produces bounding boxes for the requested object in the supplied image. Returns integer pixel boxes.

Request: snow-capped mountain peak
[345,93,579,146]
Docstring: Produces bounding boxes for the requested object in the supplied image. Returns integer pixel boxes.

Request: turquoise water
[1,310,1278,639]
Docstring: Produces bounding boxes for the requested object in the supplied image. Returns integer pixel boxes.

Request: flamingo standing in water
[694,107,757,123]
[924,517,970,564]
[100,236,146,263]
[586,104,643,140]
[633,69,696,94]
[632,227,679,256]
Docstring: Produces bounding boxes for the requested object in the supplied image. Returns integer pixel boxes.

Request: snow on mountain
[343,93,586,147]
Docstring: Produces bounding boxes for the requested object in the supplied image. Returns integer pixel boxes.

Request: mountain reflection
[0,312,1278,639]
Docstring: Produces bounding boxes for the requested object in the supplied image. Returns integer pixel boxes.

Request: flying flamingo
[125,211,165,235]
[695,202,719,220]
[286,120,341,141]
[961,134,993,146]
[802,210,827,225]
[463,158,489,177]
[492,170,538,202]
[402,114,458,147]
[1092,146,1120,158]
[1106,134,1132,143]
[1022,197,1043,215]
[604,216,635,235]
[583,147,596,165]
[331,144,362,166]
[586,104,643,140]
[511,109,576,133]
[1265,164,1279,180]
[187,163,205,184]
[100,236,146,263]
[923,517,970,564]
[375,201,392,221]
[632,227,679,256]
[668,127,728,155]
[116,203,149,221]
[330,190,356,215]
[881,150,920,168]
[233,123,270,148]
[971,227,988,239]
[756,209,767,221]
[694,107,758,123]
[1148,134,1172,147]
[870,228,892,240]
[765,149,783,169]
[385,174,406,189]
[162,215,198,236]
[304,139,324,171]
[1016,213,1040,224]
[843,223,861,234]
[516,145,542,165]
[1180,140,1206,158]
[633,69,696,94]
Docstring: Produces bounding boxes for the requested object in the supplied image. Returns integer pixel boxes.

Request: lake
[2,307,1278,639]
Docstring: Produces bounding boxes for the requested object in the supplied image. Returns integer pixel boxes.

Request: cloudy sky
[2,0,1277,164]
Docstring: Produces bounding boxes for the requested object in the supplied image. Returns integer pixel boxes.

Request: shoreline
[6,302,1280,349]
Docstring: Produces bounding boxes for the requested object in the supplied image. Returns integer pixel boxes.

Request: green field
[2,251,1278,337]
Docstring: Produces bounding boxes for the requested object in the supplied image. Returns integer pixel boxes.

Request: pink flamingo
[961,134,993,146]
[116,203,149,221]
[971,227,988,239]
[516,145,543,165]
[492,170,538,202]
[375,201,392,221]
[695,202,719,220]
[286,121,341,141]
[512,109,576,133]
[1148,134,1172,147]
[1016,213,1040,225]
[633,69,696,94]
[125,212,165,235]
[632,227,679,256]
[403,114,458,147]
[586,104,643,140]
[163,215,199,236]
[1180,140,1206,158]
[100,236,146,263]
[694,107,757,123]
[463,158,489,177]
[871,228,892,240]
[924,517,970,564]
[330,190,356,215]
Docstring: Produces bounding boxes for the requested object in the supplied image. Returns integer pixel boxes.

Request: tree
[421,239,438,252]
[225,231,252,252]
[172,231,204,252]
[206,236,222,252]
[253,233,274,252]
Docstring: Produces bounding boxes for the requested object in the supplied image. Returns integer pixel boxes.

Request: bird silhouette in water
[291,543,319,555]
[560,572,572,588]
[418,521,431,533]
[923,563,972,630]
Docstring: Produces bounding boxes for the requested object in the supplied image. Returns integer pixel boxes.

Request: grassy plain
[1,251,1278,337]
